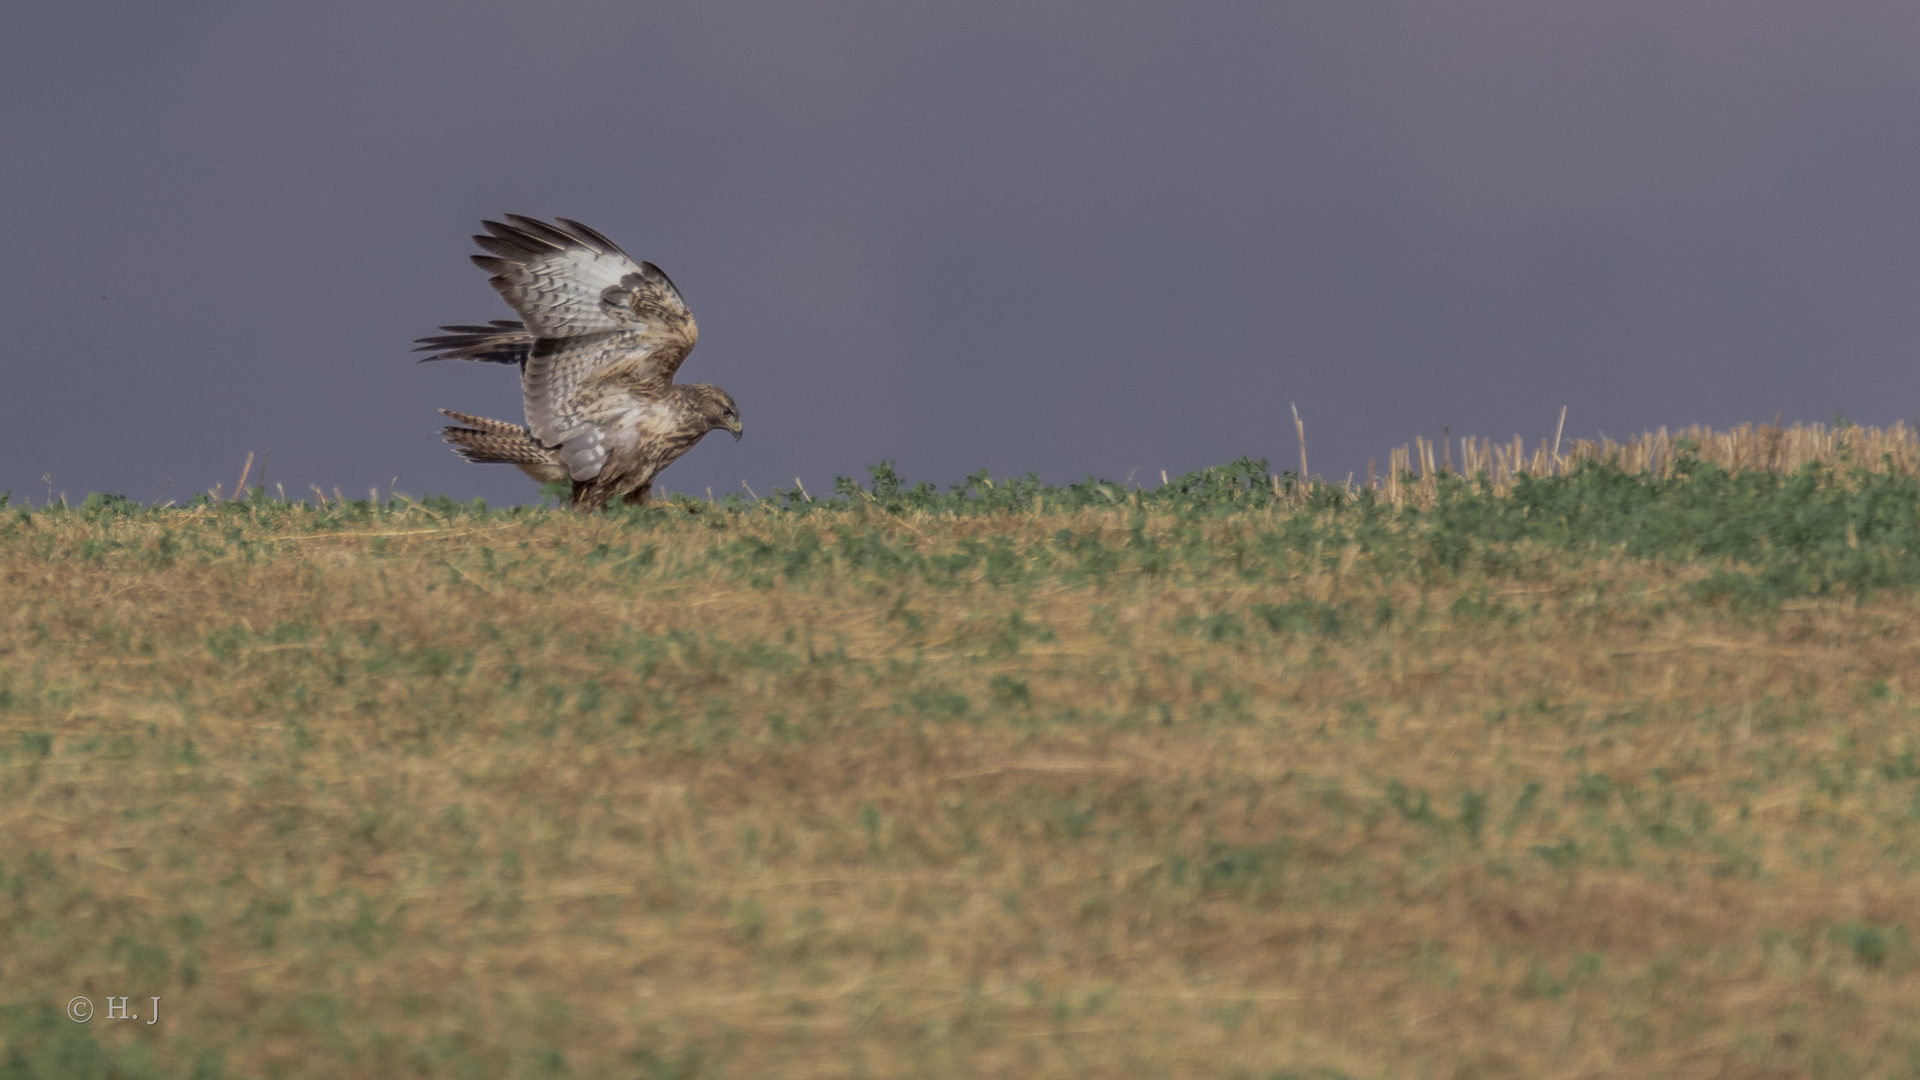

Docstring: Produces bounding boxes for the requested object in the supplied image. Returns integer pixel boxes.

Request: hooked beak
[726,417,744,441]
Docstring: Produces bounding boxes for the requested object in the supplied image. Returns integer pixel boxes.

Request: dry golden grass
[1364,417,1920,508]
[4,425,1920,1078]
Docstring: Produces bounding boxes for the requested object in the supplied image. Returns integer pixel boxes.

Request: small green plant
[1829,921,1907,969]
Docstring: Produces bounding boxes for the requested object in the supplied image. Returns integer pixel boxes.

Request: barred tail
[439,410,569,484]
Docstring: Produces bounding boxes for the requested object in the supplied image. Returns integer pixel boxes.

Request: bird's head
[686,385,743,441]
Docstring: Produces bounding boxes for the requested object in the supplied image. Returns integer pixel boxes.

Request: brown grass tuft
[1364,417,1919,509]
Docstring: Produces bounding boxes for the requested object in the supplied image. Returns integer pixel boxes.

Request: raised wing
[524,336,663,480]
[469,216,700,460]
[413,320,531,367]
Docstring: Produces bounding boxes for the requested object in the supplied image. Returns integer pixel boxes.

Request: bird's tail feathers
[439,410,569,483]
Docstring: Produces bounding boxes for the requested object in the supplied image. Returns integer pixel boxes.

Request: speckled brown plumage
[418,216,742,510]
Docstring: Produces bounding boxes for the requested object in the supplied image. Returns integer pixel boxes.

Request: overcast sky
[6,1,1920,505]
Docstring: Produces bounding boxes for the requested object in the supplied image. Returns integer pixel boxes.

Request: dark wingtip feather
[474,235,533,259]
[477,219,555,256]
[640,260,683,296]
[411,321,533,365]
[504,215,585,251]
[428,321,524,334]
[556,217,629,257]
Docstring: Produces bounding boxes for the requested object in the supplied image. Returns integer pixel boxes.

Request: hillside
[5,422,1920,1079]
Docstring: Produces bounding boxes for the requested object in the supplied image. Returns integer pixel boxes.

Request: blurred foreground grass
[6,441,1920,1078]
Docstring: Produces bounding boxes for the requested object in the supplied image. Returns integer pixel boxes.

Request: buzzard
[417,216,741,510]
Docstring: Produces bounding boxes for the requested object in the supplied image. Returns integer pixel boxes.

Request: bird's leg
[571,480,611,512]
[621,483,653,507]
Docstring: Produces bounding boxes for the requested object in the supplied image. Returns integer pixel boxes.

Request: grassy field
[6,422,1920,1079]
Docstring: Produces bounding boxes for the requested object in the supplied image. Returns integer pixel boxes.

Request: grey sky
[5,2,1919,506]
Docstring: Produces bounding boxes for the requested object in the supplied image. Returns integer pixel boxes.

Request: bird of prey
[417,216,742,510]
